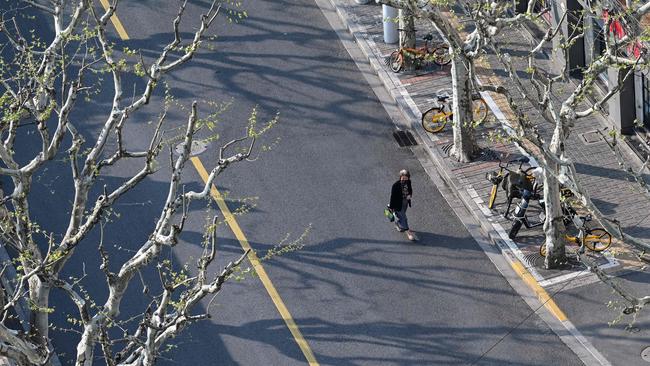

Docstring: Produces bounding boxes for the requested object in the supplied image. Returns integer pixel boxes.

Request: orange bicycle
[388,32,451,73]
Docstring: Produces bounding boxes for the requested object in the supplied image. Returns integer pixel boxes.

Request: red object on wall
[630,41,643,59]
[603,9,626,39]
[602,9,645,59]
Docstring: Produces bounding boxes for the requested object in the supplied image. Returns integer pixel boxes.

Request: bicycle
[485,155,541,212]
[508,182,578,239]
[539,201,612,257]
[420,90,488,133]
[508,186,544,239]
[388,32,451,73]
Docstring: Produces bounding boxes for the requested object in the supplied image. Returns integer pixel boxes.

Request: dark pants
[395,200,409,230]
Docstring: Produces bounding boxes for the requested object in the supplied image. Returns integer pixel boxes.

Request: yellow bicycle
[539,203,611,257]
[485,156,539,211]
[421,90,488,133]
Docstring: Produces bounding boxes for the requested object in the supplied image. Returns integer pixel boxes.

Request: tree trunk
[28,278,50,346]
[399,9,415,48]
[543,122,567,269]
[450,52,476,162]
[10,187,50,346]
[76,320,98,366]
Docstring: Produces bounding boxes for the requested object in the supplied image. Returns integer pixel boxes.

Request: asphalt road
[16,0,585,365]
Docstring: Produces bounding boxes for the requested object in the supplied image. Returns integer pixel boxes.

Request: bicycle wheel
[472,97,488,124]
[432,44,451,66]
[487,184,498,209]
[508,219,523,240]
[389,51,403,73]
[421,107,450,133]
[583,228,612,252]
[539,242,547,257]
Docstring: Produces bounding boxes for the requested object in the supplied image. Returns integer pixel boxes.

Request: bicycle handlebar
[498,156,529,171]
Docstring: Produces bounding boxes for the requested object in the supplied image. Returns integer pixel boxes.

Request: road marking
[101,5,318,363]
[191,157,320,366]
[509,259,567,321]
[98,0,131,40]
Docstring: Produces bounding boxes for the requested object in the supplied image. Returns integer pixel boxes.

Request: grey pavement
[326,0,650,365]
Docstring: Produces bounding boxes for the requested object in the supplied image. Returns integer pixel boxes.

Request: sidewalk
[326,1,650,365]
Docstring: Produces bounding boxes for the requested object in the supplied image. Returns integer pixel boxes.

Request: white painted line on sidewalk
[538,256,618,288]
[563,320,613,366]
[538,270,591,288]
[465,186,544,279]
[491,217,546,281]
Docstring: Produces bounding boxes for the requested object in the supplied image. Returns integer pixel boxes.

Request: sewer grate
[580,130,604,145]
[393,130,418,147]
[642,346,650,362]
[441,143,454,156]
[523,252,545,268]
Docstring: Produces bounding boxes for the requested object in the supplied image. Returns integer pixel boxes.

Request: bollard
[382,5,398,44]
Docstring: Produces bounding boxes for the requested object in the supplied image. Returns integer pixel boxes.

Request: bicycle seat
[437,94,450,102]
[422,33,433,41]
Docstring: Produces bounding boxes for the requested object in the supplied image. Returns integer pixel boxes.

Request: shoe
[395,226,406,232]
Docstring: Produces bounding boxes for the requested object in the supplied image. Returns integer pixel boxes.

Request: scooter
[508,189,545,239]
[485,156,542,219]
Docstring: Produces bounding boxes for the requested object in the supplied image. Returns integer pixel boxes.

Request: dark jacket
[389,179,412,211]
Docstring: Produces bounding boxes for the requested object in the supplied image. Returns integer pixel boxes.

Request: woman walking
[388,169,416,241]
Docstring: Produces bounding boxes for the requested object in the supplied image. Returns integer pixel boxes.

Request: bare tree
[0,1,279,365]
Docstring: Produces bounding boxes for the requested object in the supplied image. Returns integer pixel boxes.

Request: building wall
[521,0,639,134]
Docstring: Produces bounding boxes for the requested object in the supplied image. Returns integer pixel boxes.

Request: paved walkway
[326,1,650,365]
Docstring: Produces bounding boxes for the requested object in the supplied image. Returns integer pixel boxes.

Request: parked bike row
[484,155,612,257]
[388,34,490,135]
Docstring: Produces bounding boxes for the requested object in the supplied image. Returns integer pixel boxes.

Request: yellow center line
[98,0,130,40]
[510,260,567,322]
[100,6,318,363]
[191,157,320,366]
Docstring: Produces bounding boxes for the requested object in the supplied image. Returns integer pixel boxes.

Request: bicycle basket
[503,171,534,199]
